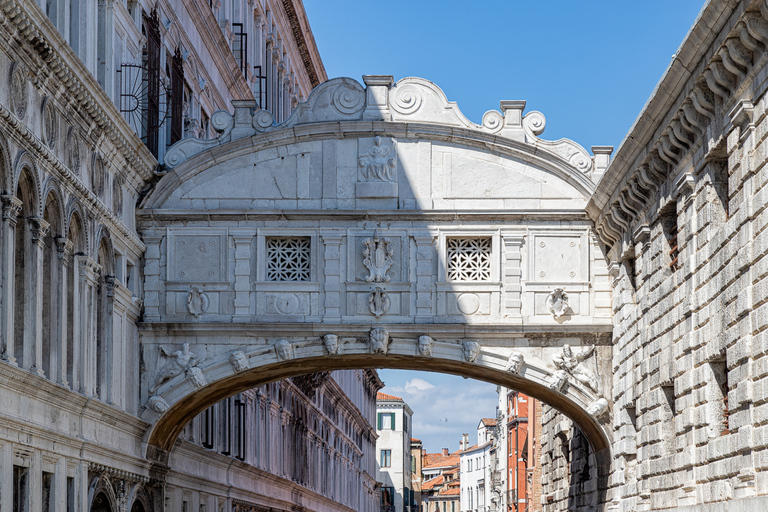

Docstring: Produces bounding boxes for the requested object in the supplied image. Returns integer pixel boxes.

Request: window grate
[447,238,492,281]
[266,238,310,282]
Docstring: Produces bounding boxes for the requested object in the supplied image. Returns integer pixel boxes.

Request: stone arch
[42,184,64,380]
[89,475,118,512]
[0,133,12,194]
[127,483,152,512]
[13,151,42,217]
[142,336,612,478]
[65,199,88,252]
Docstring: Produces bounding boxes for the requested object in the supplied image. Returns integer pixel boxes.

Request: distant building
[377,392,415,512]
[421,450,461,512]
[460,422,495,512]
[412,438,425,511]
[499,389,542,512]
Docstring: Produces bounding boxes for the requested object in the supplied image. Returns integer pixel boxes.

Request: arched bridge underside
[138,76,616,483]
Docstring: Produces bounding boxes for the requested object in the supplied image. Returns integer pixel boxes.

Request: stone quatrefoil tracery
[447,237,492,281]
[266,237,311,282]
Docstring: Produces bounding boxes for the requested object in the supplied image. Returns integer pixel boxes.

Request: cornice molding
[590,0,763,252]
[0,0,156,182]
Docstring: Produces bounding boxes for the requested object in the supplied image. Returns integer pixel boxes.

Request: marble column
[77,256,101,395]
[53,456,67,512]
[54,239,73,386]
[28,218,50,376]
[0,196,21,365]
[103,275,115,404]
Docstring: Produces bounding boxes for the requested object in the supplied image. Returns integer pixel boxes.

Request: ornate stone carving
[548,370,568,392]
[505,352,524,374]
[42,98,57,149]
[186,287,209,318]
[185,366,207,388]
[229,351,249,372]
[113,175,124,216]
[147,396,169,413]
[149,343,202,394]
[553,344,599,394]
[369,327,390,354]
[323,334,339,355]
[66,128,81,175]
[9,63,27,120]
[546,288,570,318]
[587,398,609,419]
[362,231,394,283]
[417,335,433,357]
[332,82,365,114]
[359,136,397,182]
[91,153,105,199]
[1,196,22,224]
[275,339,293,360]
[462,341,480,363]
[368,287,390,317]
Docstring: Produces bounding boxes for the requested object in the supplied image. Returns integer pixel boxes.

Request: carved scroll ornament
[362,232,394,283]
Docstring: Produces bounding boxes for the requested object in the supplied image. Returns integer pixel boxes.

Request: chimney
[442,448,449,456]
[461,433,469,450]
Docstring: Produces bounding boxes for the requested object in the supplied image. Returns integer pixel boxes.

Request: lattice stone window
[447,237,492,281]
[266,237,311,281]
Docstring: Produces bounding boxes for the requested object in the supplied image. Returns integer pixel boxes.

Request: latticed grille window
[266,237,311,281]
[447,237,492,281]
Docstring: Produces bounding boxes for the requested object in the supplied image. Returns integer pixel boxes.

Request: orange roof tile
[422,453,460,469]
[377,392,403,401]
[422,475,444,491]
[481,418,497,426]
[439,487,461,496]
[411,437,421,442]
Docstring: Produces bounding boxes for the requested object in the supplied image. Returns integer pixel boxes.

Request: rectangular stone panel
[531,234,586,282]
[167,229,228,282]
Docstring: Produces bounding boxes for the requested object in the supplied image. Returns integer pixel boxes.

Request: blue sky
[302,0,704,454]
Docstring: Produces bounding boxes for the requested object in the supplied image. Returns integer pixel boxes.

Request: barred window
[446,237,492,281]
[266,237,310,281]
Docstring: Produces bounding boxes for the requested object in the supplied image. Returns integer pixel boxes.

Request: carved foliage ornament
[43,98,57,149]
[359,136,397,182]
[368,286,390,317]
[362,232,394,283]
[370,327,390,354]
[546,288,570,318]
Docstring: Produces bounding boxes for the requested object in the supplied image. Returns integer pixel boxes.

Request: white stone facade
[376,393,414,512]
[460,439,492,512]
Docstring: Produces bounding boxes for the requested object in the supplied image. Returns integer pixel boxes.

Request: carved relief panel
[527,231,591,319]
[345,229,409,319]
[164,228,229,319]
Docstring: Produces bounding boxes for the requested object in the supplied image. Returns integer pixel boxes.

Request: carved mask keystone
[229,351,249,373]
[370,328,390,354]
[462,341,480,363]
[417,335,433,357]
[505,351,525,374]
[323,334,339,356]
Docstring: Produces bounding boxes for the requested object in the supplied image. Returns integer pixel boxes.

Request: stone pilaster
[320,231,344,321]
[501,233,524,320]
[0,441,12,512]
[28,218,50,376]
[77,256,101,395]
[55,238,73,386]
[0,195,21,365]
[412,231,435,320]
[231,230,255,318]
[142,234,163,322]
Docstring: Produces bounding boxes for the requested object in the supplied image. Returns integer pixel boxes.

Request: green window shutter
[378,413,382,430]
[390,412,395,429]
